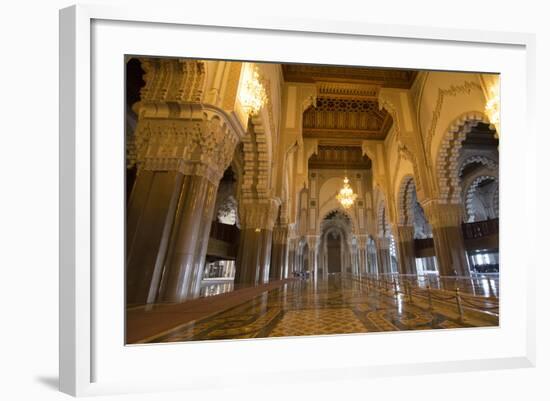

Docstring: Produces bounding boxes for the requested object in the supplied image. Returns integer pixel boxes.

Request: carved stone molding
[133,105,241,185]
[425,81,483,152]
[458,154,498,176]
[316,81,379,100]
[241,115,272,201]
[463,173,498,222]
[435,112,489,203]
[376,198,391,238]
[397,176,417,226]
[139,58,206,104]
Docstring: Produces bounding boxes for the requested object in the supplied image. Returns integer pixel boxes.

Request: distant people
[472,263,499,273]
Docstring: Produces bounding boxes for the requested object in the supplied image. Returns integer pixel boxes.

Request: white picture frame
[59,4,536,397]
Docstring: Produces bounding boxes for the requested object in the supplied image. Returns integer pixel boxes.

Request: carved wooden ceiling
[282,65,418,88]
[281,64,417,142]
[303,97,393,141]
[308,145,371,170]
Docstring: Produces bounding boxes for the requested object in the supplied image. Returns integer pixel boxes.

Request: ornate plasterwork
[425,81,482,152]
[376,199,391,238]
[397,176,416,226]
[241,115,272,201]
[316,82,379,100]
[139,58,206,103]
[239,198,280,230]
[435,112,489,203]
[303,97,391,140]
[409,71,428,115]
[133,58,245,185]
[463,173,498,223]
[379,93,425,197]
[133,106,241,185]
[321,209,354,233]
[458,154,498,176]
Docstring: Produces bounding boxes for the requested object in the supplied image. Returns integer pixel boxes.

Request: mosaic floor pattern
[142,274,498,343]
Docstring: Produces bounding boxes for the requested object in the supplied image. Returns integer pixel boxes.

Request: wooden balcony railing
[462,218,499,240]
[209,221,240,244]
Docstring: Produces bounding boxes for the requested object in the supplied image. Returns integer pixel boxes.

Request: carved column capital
[273,224,289,244]
[395,225,415,242]
[306,234,321,250]
[239,198,280,231]
[376,237,391,249]
[421,201,463,229]
[138,58,206,104]
[133,105,241,185]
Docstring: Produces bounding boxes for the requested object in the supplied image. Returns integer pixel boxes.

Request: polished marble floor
[141,274,498,344]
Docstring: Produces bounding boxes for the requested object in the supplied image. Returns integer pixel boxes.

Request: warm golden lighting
[238,64,267,115]
[336,177,357,209]
[485,82,500,137]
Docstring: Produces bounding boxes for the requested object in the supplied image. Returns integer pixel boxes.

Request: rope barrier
[351,274,499,317]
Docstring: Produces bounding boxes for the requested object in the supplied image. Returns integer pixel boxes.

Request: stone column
[395,225,416,275]
[423,202,469,277]
[307,235,320,280]
[235,199,279,286]
[287,238,296,276]
[126,60,243,304]
[357,236,368,275]
[127,108,241,304]
[270,224,289,281]
[376,237,391,274]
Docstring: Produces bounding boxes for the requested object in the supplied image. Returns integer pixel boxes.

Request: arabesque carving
[133,106,240,185]
[239,198,280,230]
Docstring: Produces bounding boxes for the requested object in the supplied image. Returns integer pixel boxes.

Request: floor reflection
[145,274,498,343]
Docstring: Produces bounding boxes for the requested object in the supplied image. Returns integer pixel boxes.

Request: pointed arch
[435,111,490,203]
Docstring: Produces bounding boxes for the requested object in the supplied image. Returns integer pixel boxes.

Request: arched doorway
[319,210,353,276]
[326,230,342,273]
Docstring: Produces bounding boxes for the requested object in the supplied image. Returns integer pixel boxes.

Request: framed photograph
[60,4,535,397]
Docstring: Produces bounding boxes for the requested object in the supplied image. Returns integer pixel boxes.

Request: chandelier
[238,64,267,115]
[336,177,357,209]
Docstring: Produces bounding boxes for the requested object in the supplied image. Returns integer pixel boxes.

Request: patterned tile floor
[143,274,498,343]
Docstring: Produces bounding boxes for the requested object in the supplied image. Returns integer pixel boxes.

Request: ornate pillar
[357,236,368,275]
[307,235,320,280]
[270,224,289,281]
[235,199,279,285]
[287,237,296,276]
[376,237,391,274]
[423,202,469,277]
[395,225,416,275]
[126,60,242,304]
